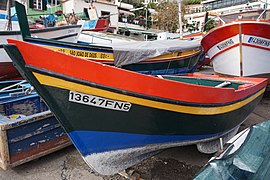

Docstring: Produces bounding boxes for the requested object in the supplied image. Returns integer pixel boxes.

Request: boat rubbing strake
[4,39,267,175]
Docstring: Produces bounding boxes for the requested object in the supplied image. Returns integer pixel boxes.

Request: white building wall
[93,3,118,29]
[63,0,82,14]
[62,0,118,30]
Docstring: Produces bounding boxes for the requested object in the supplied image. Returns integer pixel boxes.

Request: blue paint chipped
[0,88,68,156]
[68,130,224,157]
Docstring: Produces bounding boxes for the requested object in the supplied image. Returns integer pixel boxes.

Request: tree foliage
[153,1,185,33]
[204,18,218,32]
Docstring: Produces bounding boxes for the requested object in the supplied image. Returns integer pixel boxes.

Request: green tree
[204,18,217,32]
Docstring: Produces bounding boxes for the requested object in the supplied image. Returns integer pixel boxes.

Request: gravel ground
[1,67,269,180]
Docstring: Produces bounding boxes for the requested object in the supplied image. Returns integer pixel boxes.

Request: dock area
[0,67,269,180]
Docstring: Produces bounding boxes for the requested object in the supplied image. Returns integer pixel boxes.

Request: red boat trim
[211,43,239,60]
[242,43,270,51]
[202,23,239,51]
[242,23,270,39]
[202,21,270,52]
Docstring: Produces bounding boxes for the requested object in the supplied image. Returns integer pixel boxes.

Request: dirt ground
[1,68,269,180]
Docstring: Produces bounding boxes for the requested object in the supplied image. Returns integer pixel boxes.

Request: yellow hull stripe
[45,45,200,62]
[46,46,114,61]
[33,72,265,115]
[148,50,200,61]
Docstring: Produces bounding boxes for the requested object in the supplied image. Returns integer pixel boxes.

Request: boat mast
[7,0,12,30]
[178,0,183,37]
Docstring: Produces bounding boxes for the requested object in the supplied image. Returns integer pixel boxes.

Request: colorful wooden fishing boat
[4,39,268,175]
[0,80,71,169]
[201,20,270,84]
[13,2,202,76]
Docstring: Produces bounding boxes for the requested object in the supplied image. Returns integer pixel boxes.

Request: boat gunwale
[27,64,266,108]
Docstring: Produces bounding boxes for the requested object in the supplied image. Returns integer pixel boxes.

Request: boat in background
[78,30,138,45]
[0,80,71,170]
[78,18,136,45]
[0,2,82,81]
[219,8,270,23]
[0,8,19,30]
[194,120,270,180]
[201,18,270,84]
[4,39,267,175]
[14,2,202,76]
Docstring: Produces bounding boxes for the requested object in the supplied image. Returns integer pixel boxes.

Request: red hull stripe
[202,23,239,51]
[202,21,270,52]
[211,43,239,60]
[209,42,270,60]
[242,23,270,39]
[7,39,267,104]
[242,43,270,51]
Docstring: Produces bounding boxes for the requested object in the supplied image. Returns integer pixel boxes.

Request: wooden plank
[0,127,10,170]
[9,136,71,168]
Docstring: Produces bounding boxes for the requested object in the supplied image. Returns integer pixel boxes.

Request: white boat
[78,30,137,45]
[201,20,270,84]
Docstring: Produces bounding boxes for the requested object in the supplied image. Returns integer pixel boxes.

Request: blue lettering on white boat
[217,39,234,50]
[69,91,131,112]
[248,37,270,47]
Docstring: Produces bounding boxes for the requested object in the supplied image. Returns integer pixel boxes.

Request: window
[101,11,110,21]
[101,11,110,17]
[29,0,47,11]
[47,0,60,6]
[31,0,41,10]
[34,0,42,10]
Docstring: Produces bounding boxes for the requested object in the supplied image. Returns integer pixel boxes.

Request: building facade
[184,0,269,34]
[201,0,268,14]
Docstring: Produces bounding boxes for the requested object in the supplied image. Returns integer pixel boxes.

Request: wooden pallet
[0,111,71,169]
